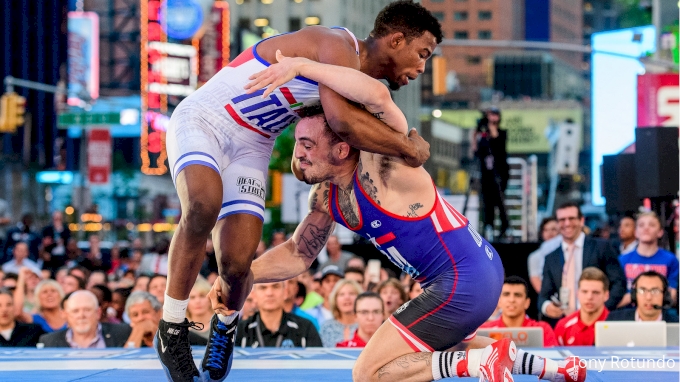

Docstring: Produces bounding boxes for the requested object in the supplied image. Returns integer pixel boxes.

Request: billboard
[88,129,111,185]
[591,26,656,206]
[438,107,583,153]
[67,12,99,105]
[637,73,679,127]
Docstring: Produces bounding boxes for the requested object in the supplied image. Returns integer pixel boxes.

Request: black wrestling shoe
[200,314,237,382]
[154,318,203,382]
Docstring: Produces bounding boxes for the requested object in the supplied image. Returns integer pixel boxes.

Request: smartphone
[367,259,381,284]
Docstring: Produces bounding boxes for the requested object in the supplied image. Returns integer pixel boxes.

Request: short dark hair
[297,104,344,146]
[147,273,168,292]
[344,267,365,278]
[3,273,18,282]
[634,270,668,292]
[556,201,583,218]
[354,291,383,313]
[0,288,13,300]
[90,284,113,303]
[503,276,529,297]
[539,217,557,233]
[370,1,443,44]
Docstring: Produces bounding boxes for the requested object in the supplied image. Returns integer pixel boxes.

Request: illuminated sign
[637,73,679,127]
[161,0,204,40]
[591,26,656,205]
[67,12,99,105]
[147,41,197,96]
[198,2,230,85]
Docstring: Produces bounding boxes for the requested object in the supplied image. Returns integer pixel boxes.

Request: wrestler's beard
[387,78,401,91]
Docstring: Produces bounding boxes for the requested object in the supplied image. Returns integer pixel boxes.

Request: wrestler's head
[368,1,442,90]
[294,105,359,185]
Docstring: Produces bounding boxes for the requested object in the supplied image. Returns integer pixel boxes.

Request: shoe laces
[169,321,202,379]
[206,320,232,369]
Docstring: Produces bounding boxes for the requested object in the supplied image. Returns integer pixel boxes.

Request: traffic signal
[0,93,26,133]
[0,94,9,132]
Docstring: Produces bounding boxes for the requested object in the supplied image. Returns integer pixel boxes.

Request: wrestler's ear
[336,142,354,160]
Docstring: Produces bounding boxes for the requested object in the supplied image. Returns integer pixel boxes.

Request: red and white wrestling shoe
[540,356,587,382]
[479,338,516,382]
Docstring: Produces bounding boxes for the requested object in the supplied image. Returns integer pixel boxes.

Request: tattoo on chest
[299,223,331,259]
[337,185,360,227]
[406,203,424,217]
[358,161,380,205]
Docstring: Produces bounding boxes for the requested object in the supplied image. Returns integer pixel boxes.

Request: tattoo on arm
[358,161,380,205]
[406,203,424,217]
[299,223,331,259]
[337,185,360,227]
[372,111,385,121]
[322,182,330,211]
[376,352,432,379]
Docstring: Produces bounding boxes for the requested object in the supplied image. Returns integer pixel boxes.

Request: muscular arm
[291,60,408,134]
[251,183,335,283]
[316,36,427,167]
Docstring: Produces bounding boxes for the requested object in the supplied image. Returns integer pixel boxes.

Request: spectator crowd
[0,201,677,351]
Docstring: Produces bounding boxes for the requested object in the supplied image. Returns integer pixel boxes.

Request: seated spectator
[2,273,17,290]
[112,287,133,323]
[527,217,561,293]
[616,215,638,255]
[2,242,41,276]
[147,274,167,305]
[89,284,119,324]
[297,269,324,310]
[318,235,354,272]
[124,291,206,348]
[14,266,40,313]
[344,267,365,286]
[61,274,85,295]
[186,276,212,339]
[68,266,90,285]
[481,276,558,347]
[54,267,68,285]
[377,278,407,318]
[283,278,319,330]
[304,265,343,327]
[607,271,679,322]
[337,292,384,348]
[320,279,362,347]
[617,212,678,308]
[346,256,366,272]
[78,234,111,272]
[240,289,258,320]
[236,282,321,348]
[2,214,40,263]
[39,290,131,348]
[408,281,423,300]
[15,276,67,333]
[0,288,44,347]
[133,275,150,293]
[539,202,625,321]
[138,238,170,276]
[554,267,610,346]
[86,271,107,290]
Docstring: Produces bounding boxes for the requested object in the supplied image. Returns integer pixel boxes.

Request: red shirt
[480,316,559,347]
[336,331,368,348]
[554,308,609,346]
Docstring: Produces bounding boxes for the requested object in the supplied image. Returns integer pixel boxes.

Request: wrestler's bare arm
[250,182,334,283]
[246,51,408,135]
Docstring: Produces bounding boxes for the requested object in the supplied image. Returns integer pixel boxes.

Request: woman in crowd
[112,286,133,323]
[186,276,212,339]
[147,273,167,305]
[15,276,66,333]
[336,292,384,348]
[377,278,408,318]
[319,279,362,347]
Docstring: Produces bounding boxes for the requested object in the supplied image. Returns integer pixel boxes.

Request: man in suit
[0,288,44,347]
[39,290,131,348]
[606,271,679,322]
[539,202,625,321]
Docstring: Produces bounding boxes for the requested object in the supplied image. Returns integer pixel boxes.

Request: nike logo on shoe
[159,332,168,353]
[167,328,180,335]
